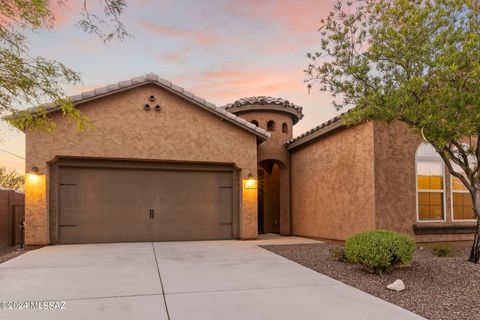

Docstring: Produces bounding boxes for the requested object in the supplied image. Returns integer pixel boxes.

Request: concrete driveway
[0,241,423,320]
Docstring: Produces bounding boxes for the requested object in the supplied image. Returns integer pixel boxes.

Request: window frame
[415,150,447,223]
[450,175,477,222]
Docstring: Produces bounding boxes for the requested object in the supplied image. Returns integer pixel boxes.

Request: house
[23,73,476,245]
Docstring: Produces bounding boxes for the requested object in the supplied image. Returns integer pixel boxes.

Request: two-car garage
[51,159,238,244]
[24,76,265,245]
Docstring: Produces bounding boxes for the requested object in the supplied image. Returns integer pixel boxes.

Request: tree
[0,167,24,191]
[0,0,129,131]
[305,0,480,262]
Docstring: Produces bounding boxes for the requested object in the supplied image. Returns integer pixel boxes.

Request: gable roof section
[30,73,270,140]
[286,110,353,150]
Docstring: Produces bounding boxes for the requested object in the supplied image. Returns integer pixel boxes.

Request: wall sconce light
[26,166,41,183]
[27,167,39,175]
[243,173,257,189]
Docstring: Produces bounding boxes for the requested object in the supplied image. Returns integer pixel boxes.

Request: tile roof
[28,73,271,140]
[224,96,303,114]
[223,96,304,124]
[286,109,354,149]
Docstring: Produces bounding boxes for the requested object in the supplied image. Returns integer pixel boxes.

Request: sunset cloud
[1,0,343,165]
[173,67,305,103]
[224,0,333,33]
[137,20,217,44]
[159,46,193,63]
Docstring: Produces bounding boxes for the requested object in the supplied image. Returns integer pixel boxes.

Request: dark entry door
[58,166,233,244]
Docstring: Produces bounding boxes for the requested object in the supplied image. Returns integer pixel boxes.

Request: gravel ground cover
[262,242,480,320]
[0,246,30,264]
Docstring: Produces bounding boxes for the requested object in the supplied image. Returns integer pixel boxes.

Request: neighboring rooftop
[223,96,304,124]
[21,73,271,140]
[0,186,24,194]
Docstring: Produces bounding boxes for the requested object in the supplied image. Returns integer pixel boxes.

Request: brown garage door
[58,166,234,244]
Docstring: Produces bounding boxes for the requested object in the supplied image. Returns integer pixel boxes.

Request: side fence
[0,188,25,248]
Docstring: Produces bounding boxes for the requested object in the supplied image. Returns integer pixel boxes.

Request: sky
[0,0,343,173]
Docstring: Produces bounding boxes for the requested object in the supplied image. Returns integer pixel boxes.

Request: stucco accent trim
[413,223,476,235]
[26,73,271,140]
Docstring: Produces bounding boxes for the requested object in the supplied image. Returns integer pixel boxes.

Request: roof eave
[286,119,345,151]
[225,104,304,125]
[23,74,271,140]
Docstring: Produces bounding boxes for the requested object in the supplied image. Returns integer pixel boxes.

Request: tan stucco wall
[234,110,293,234]
[25,84,259,244]
[291,122,376,240]
[237,111,292,165]
[373,120,475,242]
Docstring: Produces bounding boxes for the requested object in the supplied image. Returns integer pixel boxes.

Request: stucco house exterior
[23,73,476,245]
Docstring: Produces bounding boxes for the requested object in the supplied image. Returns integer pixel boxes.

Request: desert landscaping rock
[263,242,480,320]
[387,279,405,292]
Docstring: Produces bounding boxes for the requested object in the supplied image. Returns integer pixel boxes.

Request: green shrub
[430,243,454,257]
[344,230,416,273]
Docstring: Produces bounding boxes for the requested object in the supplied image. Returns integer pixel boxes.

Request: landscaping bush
[430,243,454,257]
[344,230,416,273]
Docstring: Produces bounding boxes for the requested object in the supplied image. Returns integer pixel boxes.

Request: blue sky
[1,0,343,173]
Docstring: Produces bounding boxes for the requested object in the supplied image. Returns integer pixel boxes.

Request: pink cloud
[137,20,217,44]
[173,67,305,102]
[48,1,84,28]
[225,0,334,33]
[159,46,193,63]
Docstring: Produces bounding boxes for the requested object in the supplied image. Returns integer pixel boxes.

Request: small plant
[430,243,454,257]
[329,247,346,262]
[344,230,416,274]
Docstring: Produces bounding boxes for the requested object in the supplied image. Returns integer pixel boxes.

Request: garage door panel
[58,166,235,243]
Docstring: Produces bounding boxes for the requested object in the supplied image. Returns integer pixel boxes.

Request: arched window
[267,120,275,132]
[250,120,259,126]
[282,122,288,134]
[416,143,445,221]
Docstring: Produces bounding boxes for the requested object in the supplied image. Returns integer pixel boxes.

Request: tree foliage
[306,0,480,262]
[0,166,24,191]
[0,0,128,131]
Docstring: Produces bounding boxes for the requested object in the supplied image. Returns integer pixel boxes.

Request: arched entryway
[257,160,289,234]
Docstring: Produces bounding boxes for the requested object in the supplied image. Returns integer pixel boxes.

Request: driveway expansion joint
[152,242,171,320]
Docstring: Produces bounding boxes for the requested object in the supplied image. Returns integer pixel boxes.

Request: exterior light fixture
[28,167,39,175]
[243,173,257,189]
[26,166,41,183]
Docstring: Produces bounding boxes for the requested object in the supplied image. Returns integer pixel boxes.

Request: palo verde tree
[305,0,480,262]
[0,166,24,191]
[0,0,129,131]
